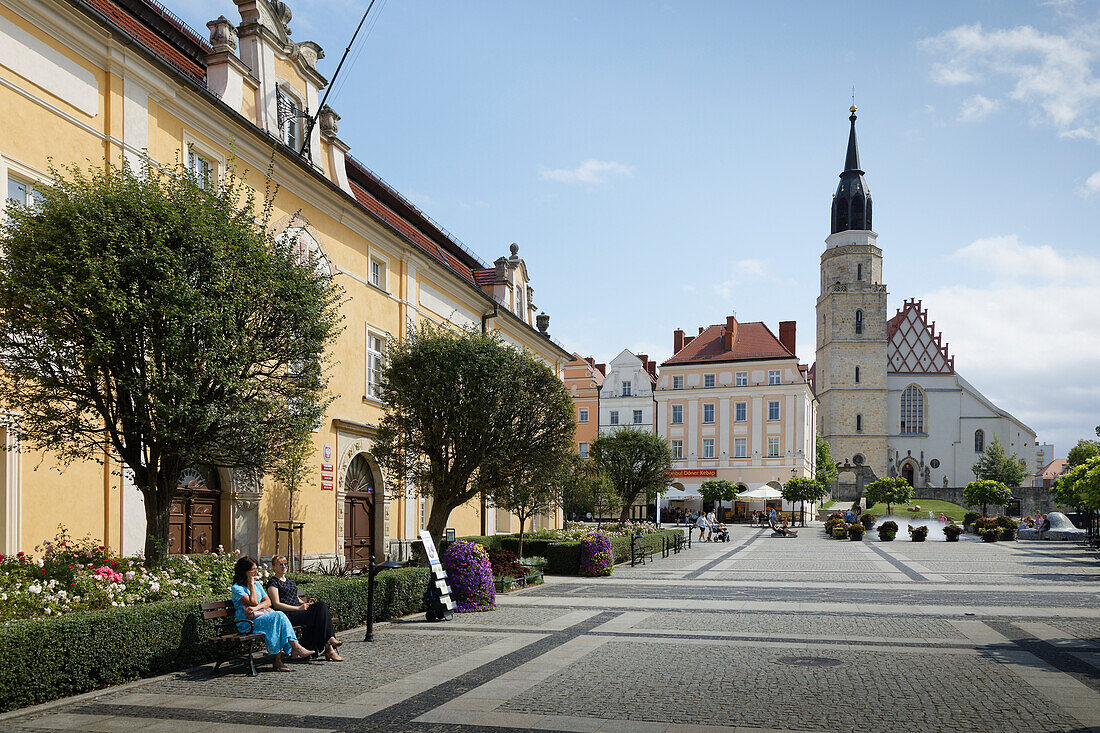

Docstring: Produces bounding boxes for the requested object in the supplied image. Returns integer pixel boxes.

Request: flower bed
[579,532,613,576]
[442,540,495,612]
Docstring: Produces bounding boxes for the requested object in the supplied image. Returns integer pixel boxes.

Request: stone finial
[207,16,238,53]
[536,312,550,335]
[509,242,519,257]
[318,105,340,138]
[298,40,324,69]
[269,0,293,35]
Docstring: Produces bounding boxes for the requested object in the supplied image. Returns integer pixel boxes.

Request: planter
[981,531,999,543]
[847,527,865,541]
[998,529,1016,542]
[878,530,896,542]
[831,526,848,539]
[944,525,963,542]
[908,526,929,542]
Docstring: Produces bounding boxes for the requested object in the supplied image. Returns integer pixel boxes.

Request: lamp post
[365,555,403,642]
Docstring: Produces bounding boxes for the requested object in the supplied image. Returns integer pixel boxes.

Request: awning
[737,486,783,500]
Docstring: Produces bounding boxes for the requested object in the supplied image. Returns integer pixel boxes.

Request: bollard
[631,533,639,567]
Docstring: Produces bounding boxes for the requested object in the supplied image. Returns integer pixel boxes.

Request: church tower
[815,106,889,492]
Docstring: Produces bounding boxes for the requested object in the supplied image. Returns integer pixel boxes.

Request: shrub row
[466,529,683,575]
[0,567,429,713]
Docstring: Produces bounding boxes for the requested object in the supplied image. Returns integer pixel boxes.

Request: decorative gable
[887,299,954,374]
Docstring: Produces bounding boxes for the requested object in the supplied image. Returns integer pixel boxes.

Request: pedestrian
[695,512,708,542]
[939,513,947,524]
[706,509,718,542]
[769,506,778,526]
[1038,514,1051,540]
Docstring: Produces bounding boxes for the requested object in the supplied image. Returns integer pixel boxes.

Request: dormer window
[276,84,304,151]
[621,381,631,397]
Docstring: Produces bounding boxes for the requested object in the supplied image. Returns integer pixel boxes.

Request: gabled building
[599,350,658,436]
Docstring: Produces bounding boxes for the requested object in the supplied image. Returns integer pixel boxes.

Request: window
[735,402,747,422]
[6,176,40,207]
[857,263,863,281]
[855,366,861,384]
[900,385,924,434]
[621,381,632,396]
[734,438,747,458]
[672,375,684,390]
[703,404,715,423]
[856,414,863,432]
[578,408,588,423]
[704,373,716,388]
[769,370,781,385]
[609,410,619,426]
[974,429,985,453]
[671,405,683,424]
[578,442,589,459]
[702,439,715,459]
[633,409,643,424]
[768,401,780,421]
[855,309,863,335]
[188,148,213,190]
[671,440,683,459]
[370,258,387,290]
[735,372,748,387]
[767,437,780,457]
[276,84,302,150]
[366,333,385,399]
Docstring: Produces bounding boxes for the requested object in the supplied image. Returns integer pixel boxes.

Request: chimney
[585,357,595,367]
[596,363,606,374]
[779,320,796,355]
[674,329,685,353]
[723,315,738,351]
[684,336,695,347]
[698,326,704,334]
[637,353,648,366]
[648,360,656,376]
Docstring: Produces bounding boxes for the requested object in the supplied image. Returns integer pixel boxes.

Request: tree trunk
[425,501,457,560]
[141,482,172,567]
[618,502,632,523]
[516,522,525,561]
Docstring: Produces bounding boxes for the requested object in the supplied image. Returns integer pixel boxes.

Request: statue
[943,475,950,488]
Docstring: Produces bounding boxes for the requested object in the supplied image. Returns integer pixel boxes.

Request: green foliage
[372,322,575,550]
[471,529,682,575]
[591,428,672,522]
[489,445,570,559]
[863,477,913,515]
[980,528,1000,542]
[782,476,828,516]
[699,480,741,516]
[944,524,963,541]
[1051,457,1100,510]
[963,479,1013,515]
[963,511,982,528]
[1066,439,1100,468]
[0,159,343,563]
[562,454,617,523]
[815,435,839,487]
[0,568,426,712]
[860,513,877,531]
[970,436,1029,487]
[832,524,849,539]
[847,524,865,540]
[877,520,898,541]
[908,525,929,542]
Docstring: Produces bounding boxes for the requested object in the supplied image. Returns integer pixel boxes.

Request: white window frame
[671,440,683,459]
[609,410,619,426]
[702,439,715,459]
[369,256,388,292]
[768,400,780,421]
[672,375,684,390]
[769,370,781,385]
[704,373,716,388]
[276,83,303,150]
[735,372,748,386]
[735,402,747,422]
[366,328,386,400]
[767,436,780,457]
[578,408,589,423]
[578,442,589,459]
[183,135,223,192]
[734,438,747,458]
[703,403,715,424]
[671,405,683,424]
[633,409,643,425]
[621,380,632,397]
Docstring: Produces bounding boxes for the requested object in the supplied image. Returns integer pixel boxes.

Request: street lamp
[364,555,403,642]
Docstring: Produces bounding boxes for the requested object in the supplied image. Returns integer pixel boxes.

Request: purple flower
[579,532,613,577]
[442,540,496,612]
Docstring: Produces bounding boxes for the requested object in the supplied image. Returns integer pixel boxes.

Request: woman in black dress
[266,555,343,661]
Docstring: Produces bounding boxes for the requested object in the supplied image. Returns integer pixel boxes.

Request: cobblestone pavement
[4,523,1100,733]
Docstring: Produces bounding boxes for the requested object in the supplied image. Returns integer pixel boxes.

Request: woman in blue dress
[231,556,314,672]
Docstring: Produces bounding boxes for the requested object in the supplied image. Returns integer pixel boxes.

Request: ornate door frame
[334,423,389,565]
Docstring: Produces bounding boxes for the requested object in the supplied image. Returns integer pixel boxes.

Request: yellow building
[0,0,570,566]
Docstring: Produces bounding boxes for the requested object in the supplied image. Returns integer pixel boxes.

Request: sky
[175,0,1100,457]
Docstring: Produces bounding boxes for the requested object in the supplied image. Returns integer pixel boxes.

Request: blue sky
[178,0,1100,457]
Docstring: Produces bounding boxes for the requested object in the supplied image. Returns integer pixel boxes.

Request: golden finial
[850,104,857,113]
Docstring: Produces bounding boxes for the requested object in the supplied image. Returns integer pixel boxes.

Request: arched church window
[974,429,985,453]
[866,199,872,230]
[900,385,924,434]
[851,195,864,227]
[857,263,863,281]
[855,366,861,383]
[835,202,848,232]
[855,310,863,335]
[856,414,862,432]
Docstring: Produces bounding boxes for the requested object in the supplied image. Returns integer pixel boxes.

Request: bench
[202,600,264,676]
[630,534,654,566]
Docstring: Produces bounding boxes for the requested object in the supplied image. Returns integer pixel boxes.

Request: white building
[599,350,658,435]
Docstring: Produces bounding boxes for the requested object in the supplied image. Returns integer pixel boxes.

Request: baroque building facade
[814,107,1036,496]
[0,0,571,562]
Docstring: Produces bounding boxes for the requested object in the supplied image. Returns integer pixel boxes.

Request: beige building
[0,0,571,565]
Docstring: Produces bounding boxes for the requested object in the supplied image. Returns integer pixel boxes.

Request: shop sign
[669,469,717,478]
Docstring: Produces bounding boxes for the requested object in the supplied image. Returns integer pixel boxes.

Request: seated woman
[775,519,798,537]
[267,555,344,662]
[231,556,314,672]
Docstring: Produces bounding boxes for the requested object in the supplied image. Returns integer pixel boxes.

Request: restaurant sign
[669,469,717,478]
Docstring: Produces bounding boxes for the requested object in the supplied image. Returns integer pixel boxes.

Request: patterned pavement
[3,523,1100,732]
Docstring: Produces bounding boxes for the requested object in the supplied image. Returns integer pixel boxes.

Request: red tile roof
[82,0,207,82]
[664,322,795,365]
[1039,459,1067,478]
[473,269,497,287]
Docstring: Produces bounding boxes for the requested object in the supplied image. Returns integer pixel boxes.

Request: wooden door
[168,490,221,554]
[343,454,375,569]
[168,499,186,555]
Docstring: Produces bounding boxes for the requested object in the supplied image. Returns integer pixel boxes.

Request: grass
[862,498,970,522]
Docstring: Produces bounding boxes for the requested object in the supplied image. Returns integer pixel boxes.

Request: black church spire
[831,106,872,234]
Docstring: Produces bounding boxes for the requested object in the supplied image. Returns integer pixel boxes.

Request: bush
[486,548,527,580]
[0,567,427,712]
[824,514,846,536]
[847,524,865,540]
[877,520,898,542]
[944,524,963,541]
[909,525,929,542]
[963,511,982,528]
[442,540,495,612]
[981,528,1000,542]
[994,516,1019,531]
[860,514,877,531]
[999,526,1017,541]
[831,524,849,539]
[579,533,613,577]
[609,530,680,564]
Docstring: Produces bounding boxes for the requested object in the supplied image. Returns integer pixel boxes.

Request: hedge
[0,567,429,713]
[477,529,683,576]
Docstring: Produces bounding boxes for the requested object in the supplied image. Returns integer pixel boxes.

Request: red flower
[68,564,73,569]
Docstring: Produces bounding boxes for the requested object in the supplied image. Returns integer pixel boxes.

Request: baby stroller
[713,523,730,542]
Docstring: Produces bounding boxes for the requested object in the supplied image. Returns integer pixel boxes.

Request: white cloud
[920,236,1100,447]
[959,94,1001,121]
[923,22,1100,141]
[713,259,768,300]
[1079,170,1100,195]
[540,159,633,185]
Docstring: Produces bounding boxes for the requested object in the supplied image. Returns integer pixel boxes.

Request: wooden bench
[630,535,654,566]
[202,600,264,676]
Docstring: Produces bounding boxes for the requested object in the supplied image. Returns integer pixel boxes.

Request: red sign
[320,463,333,472]
[321,481,333,491]
[669,469,718,478]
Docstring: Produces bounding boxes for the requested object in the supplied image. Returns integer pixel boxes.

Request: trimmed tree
[963,479,1013,516]
[371,323,575,551]
[0,160,342,564]
[562,454,617,527]
[1051,457,1100,512]
[590,428,672,522]
[971,436,1029,487]
[699,480,740,520]
[863,477,913,516]
[816,435,839,488]
[782,476,828,526]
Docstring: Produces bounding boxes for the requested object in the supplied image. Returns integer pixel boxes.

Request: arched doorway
[169,465,221,554]
[902,463,915,487]
[343,454,375,569]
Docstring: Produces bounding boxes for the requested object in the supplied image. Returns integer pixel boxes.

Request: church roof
[664,322,794,365]
[831,106,873,234]
[887,299,954,374]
